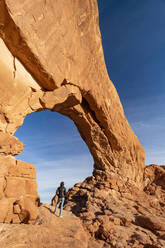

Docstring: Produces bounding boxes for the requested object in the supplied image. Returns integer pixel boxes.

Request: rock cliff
[0,0,145,185]
[0,0,164,247]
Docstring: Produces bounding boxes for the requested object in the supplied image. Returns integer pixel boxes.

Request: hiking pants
[54,197,65,216]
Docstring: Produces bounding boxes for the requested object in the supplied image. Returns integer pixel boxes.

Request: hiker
[54,181,66,217]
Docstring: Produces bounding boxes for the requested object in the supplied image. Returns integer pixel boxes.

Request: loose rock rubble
[65,166,165,247]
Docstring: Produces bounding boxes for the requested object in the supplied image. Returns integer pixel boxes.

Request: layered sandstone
[0,169,165,248]
[0,0,146,225]
[0,1,164,247]
[0,205,89,248]
[0,0,145,187]
[65,165,165,247]
[0,155,39,224]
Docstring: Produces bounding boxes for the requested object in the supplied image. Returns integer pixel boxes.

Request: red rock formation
[0,155,39,223]
[0,1,164,247]
[0,0,145,188]
[0,0,146,225]
[0,205,89,247]
[65,166,165,247]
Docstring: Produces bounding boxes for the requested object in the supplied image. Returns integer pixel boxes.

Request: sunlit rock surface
[0,0,145,183]
[0,0,164,247]
[0,156,39,224]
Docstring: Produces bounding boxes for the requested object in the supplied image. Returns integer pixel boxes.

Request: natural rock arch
[15,109,94,203]
[0,0,145,223]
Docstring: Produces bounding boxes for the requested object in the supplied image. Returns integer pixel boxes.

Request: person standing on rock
[54,181,66,217]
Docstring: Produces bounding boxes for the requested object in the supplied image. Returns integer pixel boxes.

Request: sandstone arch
[0,0,145,223]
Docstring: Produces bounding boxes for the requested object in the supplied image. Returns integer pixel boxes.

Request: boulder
[0,132,24,155]
[136,215,165,232]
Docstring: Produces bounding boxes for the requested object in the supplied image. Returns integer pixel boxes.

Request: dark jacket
[56,186,66,198]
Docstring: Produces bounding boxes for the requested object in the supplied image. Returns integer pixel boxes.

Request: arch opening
[15,110,93,203]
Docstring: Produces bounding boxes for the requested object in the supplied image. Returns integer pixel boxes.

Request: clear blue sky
[15,0,165,202]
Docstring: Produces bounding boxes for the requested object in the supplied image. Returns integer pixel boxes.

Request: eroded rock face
[0,0,145,180]
[65,166,165,247]
[0,0,146,224]
[0,1,165,247]
[0,132,24,155]
[0,155,39,223]
[0,205,89,248]
[0,170,164,248]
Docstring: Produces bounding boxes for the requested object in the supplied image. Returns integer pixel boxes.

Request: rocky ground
[0,1,164,247]
[65,164,165,248]
[0,164,165,248]
[0,204,88,248]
